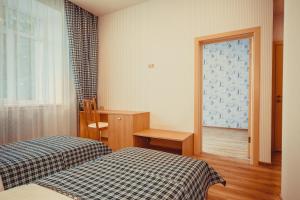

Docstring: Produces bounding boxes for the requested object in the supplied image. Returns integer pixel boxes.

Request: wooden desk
[133,129,194,156]
[80,110,149,151]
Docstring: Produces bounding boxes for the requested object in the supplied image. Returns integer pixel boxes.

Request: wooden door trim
[194,27,261,165]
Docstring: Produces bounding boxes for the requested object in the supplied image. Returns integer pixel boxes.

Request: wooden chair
[83,98,108,140]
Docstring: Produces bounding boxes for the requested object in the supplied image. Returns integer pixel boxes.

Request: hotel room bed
[0,136,112,191]
[0,147,226,200]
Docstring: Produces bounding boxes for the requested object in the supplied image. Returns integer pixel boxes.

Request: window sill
[0,103,63,110]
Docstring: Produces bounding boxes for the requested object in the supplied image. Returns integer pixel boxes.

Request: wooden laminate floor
[203,127,249,160]
[195,152,282,200]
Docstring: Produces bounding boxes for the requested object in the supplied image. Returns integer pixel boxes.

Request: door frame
[194,27,261,165]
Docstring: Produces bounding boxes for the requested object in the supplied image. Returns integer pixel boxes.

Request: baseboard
[258,161,273,166]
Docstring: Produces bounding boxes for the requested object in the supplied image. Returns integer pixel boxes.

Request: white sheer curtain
[0,0,77,144]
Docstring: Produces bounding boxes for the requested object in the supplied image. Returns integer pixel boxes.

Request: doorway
[272,41,283,151]
[194,27,261,165]
[202,38,250,160]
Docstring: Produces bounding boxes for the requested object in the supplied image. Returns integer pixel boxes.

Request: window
[0,0,64,105]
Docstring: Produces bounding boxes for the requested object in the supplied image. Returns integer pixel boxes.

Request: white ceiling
[69,0,147,16]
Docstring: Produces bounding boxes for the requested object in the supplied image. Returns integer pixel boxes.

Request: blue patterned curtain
[64,0,98,109]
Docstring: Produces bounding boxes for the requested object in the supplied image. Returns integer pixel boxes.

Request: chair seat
[88,122,109,129]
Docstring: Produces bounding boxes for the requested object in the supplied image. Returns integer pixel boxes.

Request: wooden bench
[133,129,194,156]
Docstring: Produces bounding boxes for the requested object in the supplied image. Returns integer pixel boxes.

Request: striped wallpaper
[98,0,273,163]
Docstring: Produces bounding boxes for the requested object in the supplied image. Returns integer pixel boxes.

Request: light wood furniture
[80,110,150,151]
[82,98,109,141]
[194,27,261,165]
[133,129,194,156]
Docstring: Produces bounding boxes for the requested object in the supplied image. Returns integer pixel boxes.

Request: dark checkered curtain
[64,0,98,109]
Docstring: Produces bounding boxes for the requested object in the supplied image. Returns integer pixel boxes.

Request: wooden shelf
[134,129,193,141]
[133,129,194,156]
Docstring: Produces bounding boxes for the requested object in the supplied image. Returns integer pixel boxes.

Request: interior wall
[98,0,273,162]
[281,0,300,199]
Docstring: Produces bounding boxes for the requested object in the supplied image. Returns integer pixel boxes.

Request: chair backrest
[83,98,99,127]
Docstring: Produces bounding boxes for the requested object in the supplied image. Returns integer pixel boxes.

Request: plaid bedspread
[36,147,226,200]
[0,136,112,190]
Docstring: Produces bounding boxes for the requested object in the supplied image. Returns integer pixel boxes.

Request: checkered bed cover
[36,147,226,200]
[0,136,112,190]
